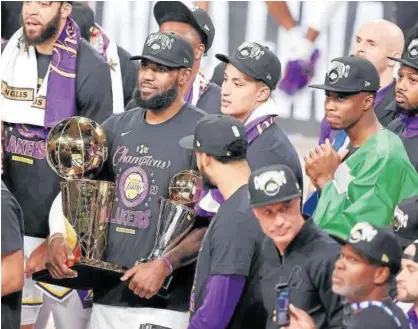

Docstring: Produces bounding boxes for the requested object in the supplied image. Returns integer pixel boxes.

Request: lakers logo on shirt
[119,167,149,208]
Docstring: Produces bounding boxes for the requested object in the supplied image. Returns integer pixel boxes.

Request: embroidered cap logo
[407,38,418,60]
[237,42,265,60]
[349,222,378,244]
[254,170,287,197]
[146,33,174,55]
[328,61,350,84]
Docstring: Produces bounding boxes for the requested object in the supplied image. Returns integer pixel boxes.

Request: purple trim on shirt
[188,275,246,329]
[400,115,418,138]
[318,82,394,144]
[408,307,418,329]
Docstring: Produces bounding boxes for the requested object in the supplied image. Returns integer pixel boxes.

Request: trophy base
[33,258,127,291]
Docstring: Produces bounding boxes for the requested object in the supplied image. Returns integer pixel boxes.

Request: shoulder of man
[77,38,109,72]
[387,117,404,135]
[349,304,407,329]
[183,103,208,119]
[197,82,222,115]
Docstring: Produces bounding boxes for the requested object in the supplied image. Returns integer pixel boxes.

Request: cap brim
[178,134,195,150]
[216,53,264,84]
[308,84,363,93]
[249,191,302,208]
[129,55,182,68]
[388,56,418,71]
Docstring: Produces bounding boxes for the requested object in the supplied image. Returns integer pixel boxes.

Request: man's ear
[195,44,205,61]
[256,84,271,103]
[387,51,402,68]
[373,266,390,285]
[363,93,375,112]
[61,2,72,18]
[178,68,192,87]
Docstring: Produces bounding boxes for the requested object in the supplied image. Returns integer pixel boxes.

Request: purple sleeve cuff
[188,275,246,329]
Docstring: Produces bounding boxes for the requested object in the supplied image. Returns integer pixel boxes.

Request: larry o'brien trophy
[138,170,203,297]
[32,116,123,291]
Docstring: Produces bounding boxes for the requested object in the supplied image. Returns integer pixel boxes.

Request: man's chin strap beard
[21,11,61,46]
[134,83,178,112]
[396,103,418,117]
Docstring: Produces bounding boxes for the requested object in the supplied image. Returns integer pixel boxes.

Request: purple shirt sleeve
[188,274,246,329]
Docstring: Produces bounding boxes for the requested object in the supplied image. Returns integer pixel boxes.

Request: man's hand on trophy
[121,259,172,299]
[46,234,78,279]
[25,240,49,278]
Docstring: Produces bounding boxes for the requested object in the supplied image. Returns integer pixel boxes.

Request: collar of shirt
[283,219,318,256]
[374,79,395,107]
[408,306,418,329]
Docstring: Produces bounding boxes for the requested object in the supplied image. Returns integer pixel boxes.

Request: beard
[134,83,178,111]
[22,11,60,46]
[396,102,418,117]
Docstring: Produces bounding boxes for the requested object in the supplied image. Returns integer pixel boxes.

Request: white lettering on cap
[254,170,287,197]
[349,222,378,244]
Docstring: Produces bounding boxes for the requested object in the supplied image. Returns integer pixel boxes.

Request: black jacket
[260,220,344,329]
[375,80,398,127]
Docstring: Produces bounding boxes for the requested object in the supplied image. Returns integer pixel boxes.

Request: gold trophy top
[46,117,108,180]
[168,170,203,208]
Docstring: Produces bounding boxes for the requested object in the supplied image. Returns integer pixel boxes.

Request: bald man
[319,19,405,144]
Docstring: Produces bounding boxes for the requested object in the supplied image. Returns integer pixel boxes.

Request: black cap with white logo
[154,1,215,52]
[130,32,193,69]
[394,196,418,249]
[215,41,282,90]
[388,38,418,71]
[336,222,402,274]
[179,114,247,157]
[309,56,380,93]
[248,165,302,208]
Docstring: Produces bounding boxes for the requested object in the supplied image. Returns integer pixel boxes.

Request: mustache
[396,91,408,99]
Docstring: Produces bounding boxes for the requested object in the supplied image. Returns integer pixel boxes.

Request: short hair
[211,139,247,164]
[159,13,207,47]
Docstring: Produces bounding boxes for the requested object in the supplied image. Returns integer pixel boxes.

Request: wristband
[48,233,64,245]
[159,256,173,274]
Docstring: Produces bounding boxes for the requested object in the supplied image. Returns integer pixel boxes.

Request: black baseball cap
[216,41,281,90]
[336,222,402,274]
[309,56,380,93]
[388,38,418,71]
[178,114,247,158]
[70,2,95,40]
[394,196,418,249]
[130,32,193,69]
[248,165,302,208]
[154,1,215,52]
[402,242,418,263]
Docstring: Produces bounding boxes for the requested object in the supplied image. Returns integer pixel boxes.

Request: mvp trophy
[33,116,124,290]
[138,170,203,297]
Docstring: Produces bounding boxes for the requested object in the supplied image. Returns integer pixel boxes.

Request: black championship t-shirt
[1,39,113,238]
[1,181,24,329]
[347,299,410,329]
[190,185,267,329]
[93,104,206,310]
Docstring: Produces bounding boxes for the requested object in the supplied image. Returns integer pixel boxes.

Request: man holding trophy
[44,31,208,329]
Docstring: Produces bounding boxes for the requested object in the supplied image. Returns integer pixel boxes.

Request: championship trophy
[33,117,124,290]
[138,170,203,297]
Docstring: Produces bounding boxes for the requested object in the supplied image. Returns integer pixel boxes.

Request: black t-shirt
[1,39,113,238]
[93,104,206,310]
[190,185,267,329]
[388,117,418,172]
[248,121,304,193]
[261,220,344,329]
[347,299,410,329]
[1,181,24,329]
[125,81,221,115]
